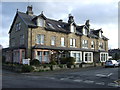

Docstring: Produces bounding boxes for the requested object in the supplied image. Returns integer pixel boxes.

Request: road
[2,67,120,88]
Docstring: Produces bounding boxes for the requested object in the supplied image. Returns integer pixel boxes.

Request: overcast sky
[0,0,119,49]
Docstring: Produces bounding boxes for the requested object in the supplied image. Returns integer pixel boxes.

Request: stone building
[3,5,109,64]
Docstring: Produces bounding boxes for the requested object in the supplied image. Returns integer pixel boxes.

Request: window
[99,42,103,49]
[100,53,108,62]
[20,35,24,45]
[71,51,82,63]
[70,38,76,47]
[51,36,56,46]
[37,51,42,62]
[71,25,75,32]
[99,31,102,38]
[37,18,44,27]
[83,28,87,35]
[84,52,93,63]
[91,41,95,49]
[44,51,49,62]
[37,51,50,63]
[47,23,55,29]
[16,22,21,31]
[36,34,45,44]
[82,40,88,48]
[61,37,65,47]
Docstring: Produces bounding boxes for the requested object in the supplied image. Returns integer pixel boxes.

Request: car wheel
[113,64,115,68]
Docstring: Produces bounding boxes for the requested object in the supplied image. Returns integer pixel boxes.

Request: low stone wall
[2,64,22,72]
[81,63,94,68]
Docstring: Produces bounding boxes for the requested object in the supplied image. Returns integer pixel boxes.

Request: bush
[22,65,34,72]
[60,58,67,64]
[66,57,75,65]
[49,60,57,65]
[30,59,40,66]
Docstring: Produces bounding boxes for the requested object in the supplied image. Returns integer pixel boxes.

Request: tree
[113,53,119,60]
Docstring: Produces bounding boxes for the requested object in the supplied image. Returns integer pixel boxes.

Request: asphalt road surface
[2,67,120,88]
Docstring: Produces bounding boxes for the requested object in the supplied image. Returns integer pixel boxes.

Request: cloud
[1,1,118,49]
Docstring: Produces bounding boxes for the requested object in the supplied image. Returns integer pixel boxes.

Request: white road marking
[83,80,94,84]
[96,73,113,78]
[95,82,105,85]
[60,78,68,80]
[73,79,83,82]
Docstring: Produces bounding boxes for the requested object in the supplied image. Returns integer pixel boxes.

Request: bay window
[84,52,93,63]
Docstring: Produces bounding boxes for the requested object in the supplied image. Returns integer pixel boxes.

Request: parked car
[105,60,119,68]
[116,60,120,66]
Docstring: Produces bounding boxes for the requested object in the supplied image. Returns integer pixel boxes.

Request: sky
[0,0,119,49]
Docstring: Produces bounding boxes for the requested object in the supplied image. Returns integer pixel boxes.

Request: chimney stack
[26,5,33,16]
[68,14,74,24]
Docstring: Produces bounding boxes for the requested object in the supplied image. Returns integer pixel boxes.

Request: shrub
[30,59,40,66]
[22,65,34,72]
[49,60,57,65]
[60,58,67,64]
[66,57,75,65]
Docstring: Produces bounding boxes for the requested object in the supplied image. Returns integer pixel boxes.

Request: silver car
[105,60,119,68]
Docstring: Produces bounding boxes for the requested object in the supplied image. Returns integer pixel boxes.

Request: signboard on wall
[22,58,30,65]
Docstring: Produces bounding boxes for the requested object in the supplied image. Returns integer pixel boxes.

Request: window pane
[61,37,65,46]
[51,36,55,45]
[73,39,76,47]
[70,39,72,46]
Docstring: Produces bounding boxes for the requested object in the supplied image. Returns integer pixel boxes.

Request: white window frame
[51,36,56,46]
[37,18,44,27]
[100,52,108,62]
[83,28,87,35]
[70,51,82,63]
[82,40,88,49]
[61,37,65,47]
[36,34,45,45]
[70,38,76,47]
[99,31,102,38]
[70,25,74,32]
[83,52,93,63]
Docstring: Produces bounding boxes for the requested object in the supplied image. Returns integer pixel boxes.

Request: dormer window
[83,28,87,35]
[99,31,102,38]
[70,24,76,33]
[37,18,44,27]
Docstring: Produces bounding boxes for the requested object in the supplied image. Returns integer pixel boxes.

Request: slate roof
[9,11,108,40]
[17,11,37,27]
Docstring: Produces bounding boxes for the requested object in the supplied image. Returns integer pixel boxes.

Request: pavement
[2,66,120,88]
